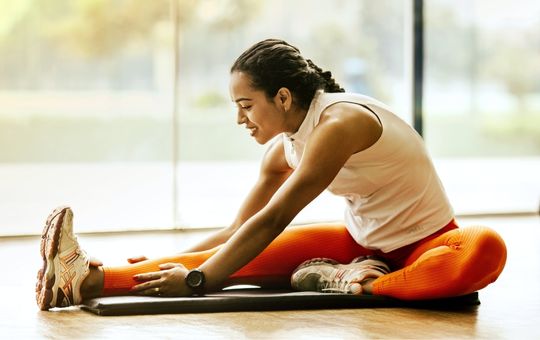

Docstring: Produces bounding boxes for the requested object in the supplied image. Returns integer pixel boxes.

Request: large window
[0,1,175,234]
[2,1,536,236]
[425,0,540,214]
[174,0,407,227]
[0,0,407,234]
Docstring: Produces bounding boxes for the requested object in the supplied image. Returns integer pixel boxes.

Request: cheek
[247,109,264,125]
[252,111,266,125]
[252,105,279,125]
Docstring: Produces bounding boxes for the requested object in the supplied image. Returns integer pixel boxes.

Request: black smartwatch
[185,269,206,295]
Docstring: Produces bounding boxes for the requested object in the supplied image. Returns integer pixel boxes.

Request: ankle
[81,267,104,299]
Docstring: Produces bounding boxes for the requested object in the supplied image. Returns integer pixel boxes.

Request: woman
[36,39,506,310]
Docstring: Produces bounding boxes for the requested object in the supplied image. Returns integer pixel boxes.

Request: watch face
[186,269,204,288]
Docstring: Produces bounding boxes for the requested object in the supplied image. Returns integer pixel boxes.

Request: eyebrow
[234,97,252,103]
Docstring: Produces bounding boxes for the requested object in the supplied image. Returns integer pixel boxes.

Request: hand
[131,263,192,297]
[127,255,148,264]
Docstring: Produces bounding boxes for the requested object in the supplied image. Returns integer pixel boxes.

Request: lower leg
[80,267,104,299]
[89,223,369,297]
[79,247,219,299]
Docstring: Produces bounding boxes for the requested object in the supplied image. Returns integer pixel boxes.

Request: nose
[237,108,247,125]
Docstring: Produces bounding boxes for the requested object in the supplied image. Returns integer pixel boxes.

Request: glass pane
[174,0,407,227]
[425,0,540,214]
[0,1,174,235]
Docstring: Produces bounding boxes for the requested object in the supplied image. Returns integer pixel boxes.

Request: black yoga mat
[81,289,480,316]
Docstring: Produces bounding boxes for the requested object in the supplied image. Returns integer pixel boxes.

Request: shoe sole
[35,206,69,311]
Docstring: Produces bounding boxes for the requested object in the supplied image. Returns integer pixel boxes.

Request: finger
[127,256,148,264]
[136,287,161,296]
[133,271,162,282]
[131,277,160,292]
[158,262,184,270]
[132,283,161,295]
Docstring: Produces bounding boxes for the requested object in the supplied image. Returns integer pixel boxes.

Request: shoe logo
[58,249,80,304]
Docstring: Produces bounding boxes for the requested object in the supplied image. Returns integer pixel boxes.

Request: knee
[459,226,507,287]
[470,226,507,268]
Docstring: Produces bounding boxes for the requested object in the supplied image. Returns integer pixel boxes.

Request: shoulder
[314,101,382,153]
[260,137,292,175]
[320,101,380,126]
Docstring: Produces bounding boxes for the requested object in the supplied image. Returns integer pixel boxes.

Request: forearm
[197,173,325,290]
[199,211,287,291]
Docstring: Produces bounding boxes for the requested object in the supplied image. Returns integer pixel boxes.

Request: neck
[284,106,308,136]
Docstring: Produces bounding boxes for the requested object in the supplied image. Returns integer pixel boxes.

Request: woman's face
[229,71,288,145]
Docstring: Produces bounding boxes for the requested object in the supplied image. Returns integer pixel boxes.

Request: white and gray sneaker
[35,206,90,310]
[290,256,391,294]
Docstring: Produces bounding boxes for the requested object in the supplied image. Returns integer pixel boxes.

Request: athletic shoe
[291,256,391,294]
[35,206,90,310]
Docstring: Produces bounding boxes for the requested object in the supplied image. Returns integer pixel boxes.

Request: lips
[246,125,257,136]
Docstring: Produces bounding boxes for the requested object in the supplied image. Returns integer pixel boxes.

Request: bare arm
[199,103,382,290]
[182,139,293,253]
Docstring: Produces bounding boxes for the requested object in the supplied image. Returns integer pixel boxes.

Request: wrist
[185,268,206,295]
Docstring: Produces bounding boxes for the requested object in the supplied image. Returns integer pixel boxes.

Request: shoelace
[320,280,355,293]
[319,265,388,294]
[318,269,359,294]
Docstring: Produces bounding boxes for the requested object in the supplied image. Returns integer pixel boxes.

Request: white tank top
[282,91,454,252]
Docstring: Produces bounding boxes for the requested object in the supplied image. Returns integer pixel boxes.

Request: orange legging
[102,220,507,300]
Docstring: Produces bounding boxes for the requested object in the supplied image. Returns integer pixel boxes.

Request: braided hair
[230,39,344,110]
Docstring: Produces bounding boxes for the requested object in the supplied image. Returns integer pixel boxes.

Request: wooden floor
[1,215,538,339]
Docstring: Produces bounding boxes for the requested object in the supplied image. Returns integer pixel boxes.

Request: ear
[274,87,292,112]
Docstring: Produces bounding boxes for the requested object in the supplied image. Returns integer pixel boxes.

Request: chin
[254,136,267,145]
[251,130,279,145]
[254,133,277,145]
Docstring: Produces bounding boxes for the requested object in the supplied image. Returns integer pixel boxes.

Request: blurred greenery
[0,112,265,162]
[46,0,176,58]
[426,111,540,157]
[0,0,255,57]
[0,0,261,62]
[193,91,228,109]
[0,115,171,162]
[2,108,537,162]
[0,0,539,162]
[485,43,540,113]
[483,113,540,141]
[0,0,33,38]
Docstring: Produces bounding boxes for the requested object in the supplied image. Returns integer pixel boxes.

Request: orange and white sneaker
[35,206,90,310]
[290,256,391,294]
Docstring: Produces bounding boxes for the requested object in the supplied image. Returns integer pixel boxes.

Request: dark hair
[230,39,344,110]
